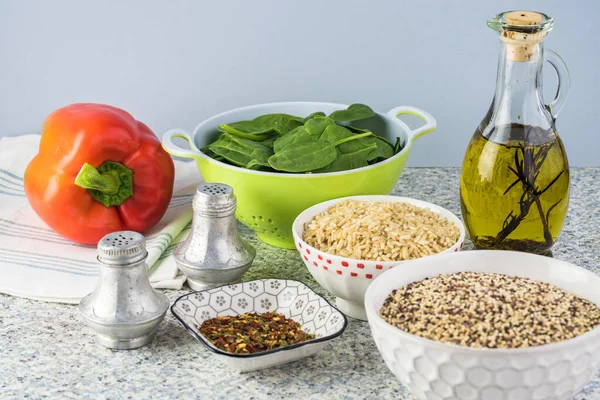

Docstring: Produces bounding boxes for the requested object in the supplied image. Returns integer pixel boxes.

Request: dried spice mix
[199,312,316,354]
[380,272,600,349]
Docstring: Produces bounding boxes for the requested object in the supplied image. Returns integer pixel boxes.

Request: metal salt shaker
[79,231,170,350]
[173,183,256,291]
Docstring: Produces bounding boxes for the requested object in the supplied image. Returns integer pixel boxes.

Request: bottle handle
[545,49,570,119]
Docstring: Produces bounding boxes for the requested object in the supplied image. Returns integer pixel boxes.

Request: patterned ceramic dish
[171,278,348,372]
[364,250,600,400]
[292,195,465,321]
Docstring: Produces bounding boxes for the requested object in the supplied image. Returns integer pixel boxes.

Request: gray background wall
[1,0,597,166]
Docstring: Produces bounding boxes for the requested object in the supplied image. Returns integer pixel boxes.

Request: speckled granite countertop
[1,168,599,399]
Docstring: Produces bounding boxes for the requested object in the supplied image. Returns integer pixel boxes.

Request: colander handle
[161,129,202,159]
[386,106,437,142]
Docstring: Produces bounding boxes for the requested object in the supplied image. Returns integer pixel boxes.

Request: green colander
[162,102,436,249]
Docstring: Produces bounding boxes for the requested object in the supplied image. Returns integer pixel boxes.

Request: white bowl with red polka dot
[292,195,465,320]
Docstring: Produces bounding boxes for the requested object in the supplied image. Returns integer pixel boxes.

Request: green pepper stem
[74,161,134,208]
[75,163,120,194]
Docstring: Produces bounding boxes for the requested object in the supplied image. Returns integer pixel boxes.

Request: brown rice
[302,200,460,261]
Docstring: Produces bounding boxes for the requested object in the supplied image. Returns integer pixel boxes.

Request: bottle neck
[505,38,542,79]
[494,40,545,113]
[483,39,553,143]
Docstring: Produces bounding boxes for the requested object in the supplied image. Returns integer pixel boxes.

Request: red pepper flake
[198,312,316,355]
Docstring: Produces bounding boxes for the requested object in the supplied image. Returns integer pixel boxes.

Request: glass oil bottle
[460,11,571,255]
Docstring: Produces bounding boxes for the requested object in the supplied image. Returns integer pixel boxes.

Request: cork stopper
[488,10,553,62]
[502,34,543,62]
[505,11,543,26]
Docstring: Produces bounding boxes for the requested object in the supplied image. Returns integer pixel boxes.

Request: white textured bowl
[365,250,600,400]
[171,279,347,372]
[292,195,466,320]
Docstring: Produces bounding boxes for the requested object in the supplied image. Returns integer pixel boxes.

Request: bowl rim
[292,195,466,267]
[189,101,418,179]
[170,278,349,359]
[364,249,600,355]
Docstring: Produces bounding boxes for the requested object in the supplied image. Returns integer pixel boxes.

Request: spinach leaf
[319,124,356,142]
[260,136,278,151]
[364,136,395,161]
[208,133,273,169]
[202,104,401,174]
[302,111,326,122]
[218,113,303,141]
[253,113,303,125]
[274,117,304,135]
[269,144,338,173]
[217,124,275,141]
[273,126,309,153]
[311,127,387,172]
[268,129,372,172]
[313,142,378,173]
[246,159,270,170]
[394,137,402,154]
[329,104,375,122]
[345,125,373,134]
[345,125,397,158]
[273,119,344,154]
[304,115,336,138]
[201,146,226,162]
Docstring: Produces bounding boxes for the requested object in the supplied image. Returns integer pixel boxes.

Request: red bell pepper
[24,103,175,245]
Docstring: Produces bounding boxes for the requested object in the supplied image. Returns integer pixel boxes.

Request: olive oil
[460,124,569,254]
[461,11,571,255]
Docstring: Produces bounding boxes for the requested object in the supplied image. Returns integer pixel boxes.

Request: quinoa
[380,272,600,349]
[302,200,460,262]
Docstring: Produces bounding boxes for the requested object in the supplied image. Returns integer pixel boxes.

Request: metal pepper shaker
[78,231,170,350]
[173,183,256,291]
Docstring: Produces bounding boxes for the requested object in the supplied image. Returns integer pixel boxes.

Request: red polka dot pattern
[295,241,465,279]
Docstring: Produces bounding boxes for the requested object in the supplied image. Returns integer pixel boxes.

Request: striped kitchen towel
[0,135,201,303]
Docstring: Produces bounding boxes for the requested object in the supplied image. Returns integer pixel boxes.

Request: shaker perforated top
[97,231,148,265]
[192,183,236,217]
